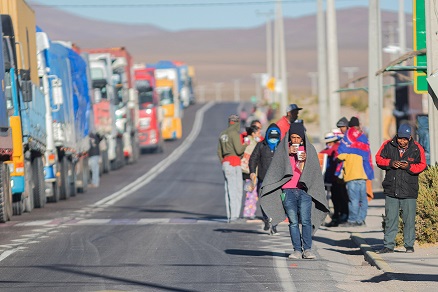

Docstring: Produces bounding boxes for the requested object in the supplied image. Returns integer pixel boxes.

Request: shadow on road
[225,249,286,258]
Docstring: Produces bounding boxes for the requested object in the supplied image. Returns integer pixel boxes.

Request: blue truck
[36,28,92,202]
[0,7,47,218]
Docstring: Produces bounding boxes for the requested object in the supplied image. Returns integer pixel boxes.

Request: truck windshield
[138,89,154,106]
[158,88,174,106]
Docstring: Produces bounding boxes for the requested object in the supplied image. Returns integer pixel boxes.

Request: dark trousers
[330,180,349,221]
[383,196,416,249]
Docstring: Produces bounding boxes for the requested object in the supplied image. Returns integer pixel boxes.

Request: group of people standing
[218,103,427,259]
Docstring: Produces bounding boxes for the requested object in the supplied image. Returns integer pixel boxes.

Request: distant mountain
[29,3,413,100]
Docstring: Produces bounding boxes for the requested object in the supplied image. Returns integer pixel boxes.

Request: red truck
[134,67,163,153]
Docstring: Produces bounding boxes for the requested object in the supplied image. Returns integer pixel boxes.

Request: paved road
[0,103,396,291]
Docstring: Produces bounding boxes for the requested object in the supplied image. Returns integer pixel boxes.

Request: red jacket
[276,116,290,140]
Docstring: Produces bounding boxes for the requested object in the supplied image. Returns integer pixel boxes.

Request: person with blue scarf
[249,123,281,234]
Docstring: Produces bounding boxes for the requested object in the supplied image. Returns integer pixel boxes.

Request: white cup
[291,143,300,153]
[297,150,305,161]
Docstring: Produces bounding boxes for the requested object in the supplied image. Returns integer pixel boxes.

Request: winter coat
[249,140,275,181]
[259,134,329,233]
[376,136,427,199]
[217,122,247,162]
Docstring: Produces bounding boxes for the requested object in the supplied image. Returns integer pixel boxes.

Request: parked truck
[1,0,47,217]
[83,48,139,166]
[0,26,13,222]
[36,29,92,201]
[81,51,122,171]
[148,61,183,140]
[134,66,163,153]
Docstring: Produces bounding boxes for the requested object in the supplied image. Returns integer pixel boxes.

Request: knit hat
[336,117,349,127]
[289,123,306,140]
[228,114,239,123]
[348,116,360,127]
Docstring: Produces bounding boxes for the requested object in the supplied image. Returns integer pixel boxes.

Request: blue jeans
[282,188,313,251]
[222,162,243,220]
[346,180,367,223]
[88,156,100,187]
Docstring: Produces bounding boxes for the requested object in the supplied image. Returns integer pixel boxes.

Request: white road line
[0,249,18,262]
[91,101,214,208]
[273,251,297,292]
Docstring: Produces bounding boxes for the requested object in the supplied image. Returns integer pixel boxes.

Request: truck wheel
[118,138,125,169]
[47,180,60,203]
[24,160,34,212]
[12,201,23,215]
[32,156,46,208]
[77,157,88,193]
[60,156,71,200]
[102,150,110,174]
[69,160,77,197]
[0,162,13,223]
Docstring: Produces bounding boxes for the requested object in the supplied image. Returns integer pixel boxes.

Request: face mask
[268,138,279,144]
[255,136,261,142]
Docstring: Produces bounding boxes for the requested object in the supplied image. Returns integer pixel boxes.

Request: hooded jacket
[249,124,280,181]
[375,136,427,199]
[259,133,329,234]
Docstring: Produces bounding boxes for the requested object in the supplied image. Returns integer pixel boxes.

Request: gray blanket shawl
[259,135,329,234]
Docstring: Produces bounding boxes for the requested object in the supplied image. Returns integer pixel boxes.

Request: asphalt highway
[0,103,374,292]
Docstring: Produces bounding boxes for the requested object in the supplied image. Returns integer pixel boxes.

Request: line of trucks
[0,0,196,222]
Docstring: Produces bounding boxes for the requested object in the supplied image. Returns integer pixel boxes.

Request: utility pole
[233,79,240,103]
[326,0,340,127]
[368,0,384,179]
[252,73,262,101]
[398,0,406,56]
[425,1,438,165]
[317,0,329,141]
[276,0,288,114]
[256,11,274,86]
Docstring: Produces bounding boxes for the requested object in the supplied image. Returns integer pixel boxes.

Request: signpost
[413,0,427,93]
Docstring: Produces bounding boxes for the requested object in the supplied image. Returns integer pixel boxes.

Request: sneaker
[376,247,394,254]
[263,220,270,231]
[325,220,339,227]
[270,225,279,235]
[339,222,356,227]
[302,249,316,259]
[288,250,302,259]
[405,247,415,253]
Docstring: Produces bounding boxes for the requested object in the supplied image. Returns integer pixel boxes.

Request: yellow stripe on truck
[9,116,24,176]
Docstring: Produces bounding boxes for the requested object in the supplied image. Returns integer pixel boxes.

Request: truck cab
[134,67,163,153]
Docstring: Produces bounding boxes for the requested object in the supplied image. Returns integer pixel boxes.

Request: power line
[31,0,320,8]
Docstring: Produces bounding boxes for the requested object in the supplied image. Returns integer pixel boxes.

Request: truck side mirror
[94,88,102,104]
[51,78,64,106]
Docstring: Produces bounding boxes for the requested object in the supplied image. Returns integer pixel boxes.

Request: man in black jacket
[249,123,281,233]
[375,124,427,253]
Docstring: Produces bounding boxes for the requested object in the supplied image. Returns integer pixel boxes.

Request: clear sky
[31,0,413,31]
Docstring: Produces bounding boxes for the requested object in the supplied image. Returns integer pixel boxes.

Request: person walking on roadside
[375,124,427,254]
[337,117,374,227]
[249,123,281,234]
[276,103,303,140]
[217,114,248,223]
[241,125,262,220]
[320,132,348,227]
[260,123,329,259]
[336,117,349,135]
[88,132,102,187]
